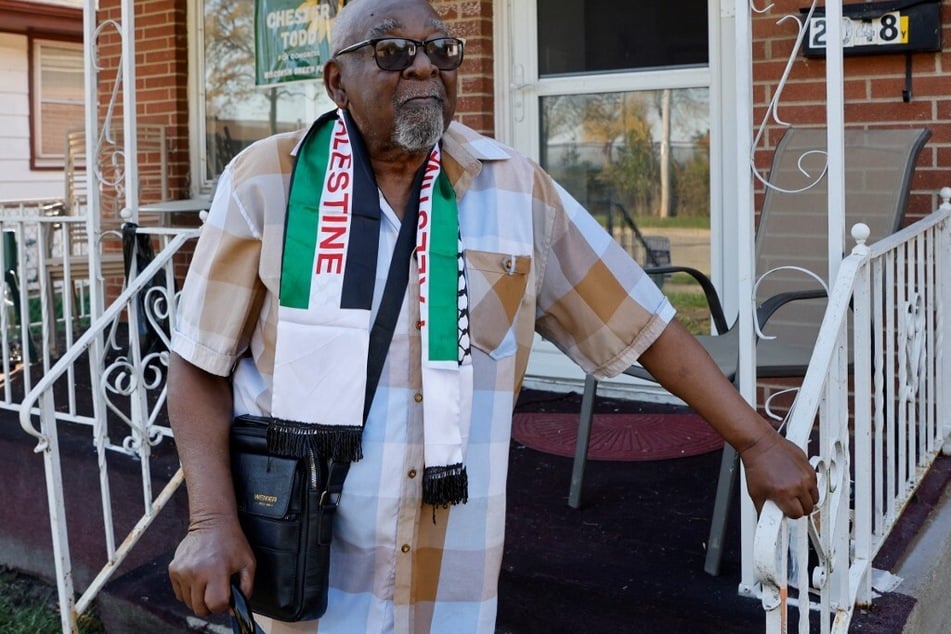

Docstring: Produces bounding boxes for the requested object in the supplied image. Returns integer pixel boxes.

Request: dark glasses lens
[373,37,464,71]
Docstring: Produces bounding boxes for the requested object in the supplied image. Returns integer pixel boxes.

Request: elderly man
[167,0,818,631]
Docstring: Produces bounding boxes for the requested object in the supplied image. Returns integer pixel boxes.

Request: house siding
[0,32,65,200]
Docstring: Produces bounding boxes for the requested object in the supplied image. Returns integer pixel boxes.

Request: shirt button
[415,320,422,330]
[414,393,423,403]
[408,469,417,478]
[401,544,411,553]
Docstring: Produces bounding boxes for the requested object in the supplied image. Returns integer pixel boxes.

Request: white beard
[393,103,444,153]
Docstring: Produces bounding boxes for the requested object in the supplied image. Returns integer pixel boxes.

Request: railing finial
[939,186,951,209]
[851,222,870,246]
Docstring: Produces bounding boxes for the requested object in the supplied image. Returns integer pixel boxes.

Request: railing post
[939,188,951,454]
[852,225,874,605]
[38,390,79,634]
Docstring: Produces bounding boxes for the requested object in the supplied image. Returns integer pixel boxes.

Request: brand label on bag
[234,453,297,519]
[254,493,280,507]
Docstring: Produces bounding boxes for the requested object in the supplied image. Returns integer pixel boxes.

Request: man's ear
[323,60,349,108]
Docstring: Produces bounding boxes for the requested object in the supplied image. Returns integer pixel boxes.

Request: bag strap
[326,157,427,501]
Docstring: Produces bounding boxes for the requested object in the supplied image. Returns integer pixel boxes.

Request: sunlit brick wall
[751,0,951,222]
[432,1,495,136]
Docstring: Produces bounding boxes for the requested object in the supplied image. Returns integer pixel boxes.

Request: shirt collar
[440,121,511,200]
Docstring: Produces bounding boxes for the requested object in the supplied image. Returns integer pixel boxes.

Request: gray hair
[330,0,449,55]
[329,0,361,54]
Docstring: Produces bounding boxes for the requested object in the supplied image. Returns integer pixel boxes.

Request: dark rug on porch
[498,389,925,633]
[511,411,723,461]
[499,389,765,633]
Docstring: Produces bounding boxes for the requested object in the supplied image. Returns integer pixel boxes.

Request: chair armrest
[644,265,730,335]
[756,288,828,327]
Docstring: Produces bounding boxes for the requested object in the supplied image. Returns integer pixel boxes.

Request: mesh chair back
[754,127,931,350]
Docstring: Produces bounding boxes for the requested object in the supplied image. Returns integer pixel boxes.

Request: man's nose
[404,45,439,76]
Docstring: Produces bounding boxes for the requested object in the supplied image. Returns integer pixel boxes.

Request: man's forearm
[168,352,238,521]
[637,319,775,453]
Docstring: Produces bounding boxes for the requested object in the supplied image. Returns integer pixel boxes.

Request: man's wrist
[737,426,780,458]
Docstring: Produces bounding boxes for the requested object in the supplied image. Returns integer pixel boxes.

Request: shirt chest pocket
[464,250,531,359]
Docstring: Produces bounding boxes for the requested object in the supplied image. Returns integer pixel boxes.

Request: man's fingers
[239,564,255,600]
[204,576,233,614]
[189,580,210,617]
[169,572,183,603]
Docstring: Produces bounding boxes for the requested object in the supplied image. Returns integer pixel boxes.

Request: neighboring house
[0,0,84,201]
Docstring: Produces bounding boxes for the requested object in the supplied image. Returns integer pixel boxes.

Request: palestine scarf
[269,109,472,507]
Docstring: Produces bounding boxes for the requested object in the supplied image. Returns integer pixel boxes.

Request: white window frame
[493,0,743,395]
[31,37,85,169]
[186,2,209,196]
[494,0,740,326]
[187,0,336,196]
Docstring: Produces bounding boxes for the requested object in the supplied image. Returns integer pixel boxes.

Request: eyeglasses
[334,37,465,71]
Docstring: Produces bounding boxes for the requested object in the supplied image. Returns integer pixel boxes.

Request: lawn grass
[0,566,103,633]
[632,215,711,230]
[663,273,713,336]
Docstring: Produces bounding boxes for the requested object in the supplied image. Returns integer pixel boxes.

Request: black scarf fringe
[423,463,468,507]
[266,420,364,462]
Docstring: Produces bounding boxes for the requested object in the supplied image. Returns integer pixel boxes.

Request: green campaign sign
[254,0,342,86]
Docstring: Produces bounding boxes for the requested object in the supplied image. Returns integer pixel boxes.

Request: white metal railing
[754,189,951,632]
[0,198,130,401]
[14,223,200,633]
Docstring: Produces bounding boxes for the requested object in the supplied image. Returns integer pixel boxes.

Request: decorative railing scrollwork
[750,0,827,195]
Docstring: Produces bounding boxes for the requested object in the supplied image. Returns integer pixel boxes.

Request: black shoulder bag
[229,179,422,626]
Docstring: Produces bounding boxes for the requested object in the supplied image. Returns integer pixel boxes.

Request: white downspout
[733,0,758,593]
[120,0,139,225]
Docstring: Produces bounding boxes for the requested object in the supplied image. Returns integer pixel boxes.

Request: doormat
[511,412,723,461]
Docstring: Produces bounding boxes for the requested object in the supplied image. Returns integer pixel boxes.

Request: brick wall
[432,1,495,136]
[97,0,190,210]
[96,0,192,295]
[752,0,951,221]
[751,0,951,399]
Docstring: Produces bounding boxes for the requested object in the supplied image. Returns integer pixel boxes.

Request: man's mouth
[399,92,443,106]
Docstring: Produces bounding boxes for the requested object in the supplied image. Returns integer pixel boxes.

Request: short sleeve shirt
[171,119,675,633]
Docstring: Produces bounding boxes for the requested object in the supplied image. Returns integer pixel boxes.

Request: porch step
[97,551,232,633]
[850,454,951,632]
[893,455,951,632]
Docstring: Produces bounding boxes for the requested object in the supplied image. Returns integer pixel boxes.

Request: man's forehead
[358,9,447,38]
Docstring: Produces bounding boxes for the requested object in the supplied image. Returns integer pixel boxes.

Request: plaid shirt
[172,120,675,633]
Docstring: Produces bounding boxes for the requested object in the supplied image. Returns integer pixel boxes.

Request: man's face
[326,0,459,155]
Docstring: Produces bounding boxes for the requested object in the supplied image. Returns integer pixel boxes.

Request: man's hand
[168,515,255,616]
[739,430,818,518]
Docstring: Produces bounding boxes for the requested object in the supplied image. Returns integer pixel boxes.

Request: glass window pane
[40,44,85,101]
[537,0,708,76]
[202,0,337,181]
[33,40,85,164]
[40,102,84,155]
[540,89,710,271]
